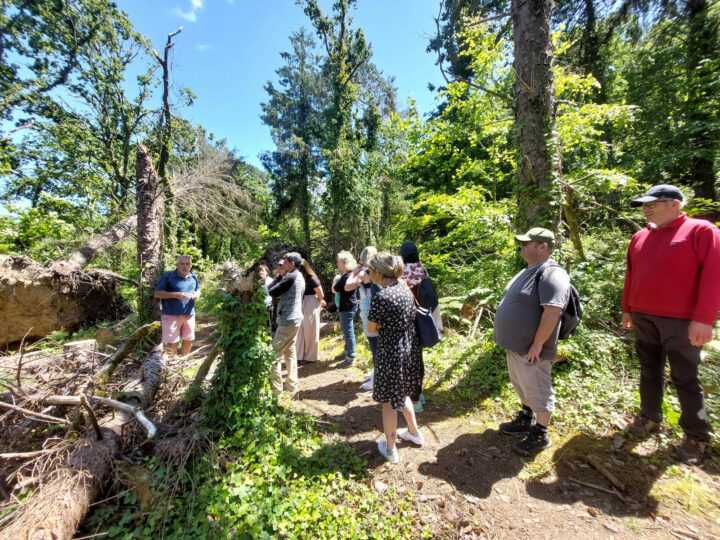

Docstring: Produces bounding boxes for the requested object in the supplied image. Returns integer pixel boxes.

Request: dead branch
[568,476,631,503]
[41,395,157,440]
[86,269,139,287]
[3,346,165,539]
[0,449,58,460]
[587,454,626,492]
[94,321,161,386]
[16,328,32,390]
[80,395,102,441]
[467,307,484,342]
[189,345,220,387]
[0,401,69,425]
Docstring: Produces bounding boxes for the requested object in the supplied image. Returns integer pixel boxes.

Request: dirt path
[288,332,720,539]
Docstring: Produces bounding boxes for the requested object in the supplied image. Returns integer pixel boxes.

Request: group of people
[153,183,719,466]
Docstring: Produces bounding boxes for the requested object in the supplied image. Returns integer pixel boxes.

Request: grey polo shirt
[493,260,571,360]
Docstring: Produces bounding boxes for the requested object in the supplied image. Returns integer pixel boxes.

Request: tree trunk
[136,142,164,322]
[3,347,166,540]
[562,186,587,261]
[52,215,138,275]
[512,0,561,231]
[685,0,718,202]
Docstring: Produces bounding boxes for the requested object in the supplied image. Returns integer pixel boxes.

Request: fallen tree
[1,345,165,540]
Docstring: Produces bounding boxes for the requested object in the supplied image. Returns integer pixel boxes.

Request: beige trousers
[295,295,321,362]
[271,322,301,395]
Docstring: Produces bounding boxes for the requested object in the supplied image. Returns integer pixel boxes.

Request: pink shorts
[161,314,196,343]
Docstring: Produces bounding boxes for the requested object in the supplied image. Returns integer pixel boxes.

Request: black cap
[630,184,684,208]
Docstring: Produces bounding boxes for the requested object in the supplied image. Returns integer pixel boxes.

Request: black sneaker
[336,358,354,368]
[500,410,535,436]
[513,425,552,456]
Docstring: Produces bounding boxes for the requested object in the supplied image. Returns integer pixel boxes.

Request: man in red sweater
[622,184,720,465]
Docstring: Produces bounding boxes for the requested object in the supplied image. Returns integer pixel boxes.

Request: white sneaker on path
[397,427,425,446]
[378,440,400,464]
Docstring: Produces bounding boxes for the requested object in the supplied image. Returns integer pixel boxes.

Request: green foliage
[0,198,92,260]
[397,186,516,322]
[204,288,275,426]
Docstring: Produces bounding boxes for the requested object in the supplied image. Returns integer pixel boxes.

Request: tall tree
[261,29,324,255]
[299,0,373,251]
[685,0,719,201]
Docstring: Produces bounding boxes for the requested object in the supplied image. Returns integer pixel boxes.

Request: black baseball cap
[630,184,684,207]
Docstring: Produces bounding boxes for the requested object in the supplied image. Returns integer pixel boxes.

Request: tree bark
[562,186,586,261]
[685,0,718,202]
[3,346,165,540]
[512,0,561,231]
[136,142,164,321]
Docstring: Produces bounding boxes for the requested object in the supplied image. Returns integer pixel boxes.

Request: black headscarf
[399,241,420,264]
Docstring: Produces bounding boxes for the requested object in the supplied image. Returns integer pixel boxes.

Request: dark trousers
[632,312,711,441]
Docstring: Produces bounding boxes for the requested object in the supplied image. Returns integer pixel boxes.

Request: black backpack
[417,276,439,311]
[535,261,583,340]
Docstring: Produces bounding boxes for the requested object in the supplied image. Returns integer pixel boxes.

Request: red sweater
[622,213,720,325]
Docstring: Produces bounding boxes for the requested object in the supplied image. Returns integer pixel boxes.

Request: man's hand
[177,292,193,300]
[689,321,714,347]
[526,342,543,364]
[621,312,634,330]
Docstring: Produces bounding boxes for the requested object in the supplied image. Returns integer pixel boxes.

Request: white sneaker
[397,427,425,446]
[364,369,374,381]
[378,439,399,464]
[361,378,373,391]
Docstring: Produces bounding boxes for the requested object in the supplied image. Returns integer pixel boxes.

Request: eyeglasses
[641,199,674,209]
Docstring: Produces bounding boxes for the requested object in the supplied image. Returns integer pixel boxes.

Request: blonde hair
[336,250,357,271]
[299,259,318,278]
[359,246,377,266]
[369,252,404,280]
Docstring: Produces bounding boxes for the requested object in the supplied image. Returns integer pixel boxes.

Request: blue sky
[116,0,446,169]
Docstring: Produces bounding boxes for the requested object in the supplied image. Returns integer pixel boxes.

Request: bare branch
[0,401,69,425]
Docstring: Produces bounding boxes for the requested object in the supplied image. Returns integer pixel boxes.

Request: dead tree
[136,142,164,321]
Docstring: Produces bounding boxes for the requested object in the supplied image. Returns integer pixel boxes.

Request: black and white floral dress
[368,281,423,410]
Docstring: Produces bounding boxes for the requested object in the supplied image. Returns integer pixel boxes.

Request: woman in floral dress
[367,252,424,464]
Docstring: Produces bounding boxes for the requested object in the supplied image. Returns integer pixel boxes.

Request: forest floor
[284,331,720,539]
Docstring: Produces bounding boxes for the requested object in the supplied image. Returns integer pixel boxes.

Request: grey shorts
[506,350,555,413]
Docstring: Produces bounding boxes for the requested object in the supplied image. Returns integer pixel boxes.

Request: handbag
[413,294,441,348]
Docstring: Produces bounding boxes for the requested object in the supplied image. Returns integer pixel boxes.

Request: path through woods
[284,332,720,539]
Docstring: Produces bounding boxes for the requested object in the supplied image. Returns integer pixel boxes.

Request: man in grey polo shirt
[267,252,305,396]
[494,228,571,456]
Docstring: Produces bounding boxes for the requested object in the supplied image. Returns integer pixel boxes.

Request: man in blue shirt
[154,255,201,358]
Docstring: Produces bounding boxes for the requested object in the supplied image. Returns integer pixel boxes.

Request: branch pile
[0,328,165,539]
